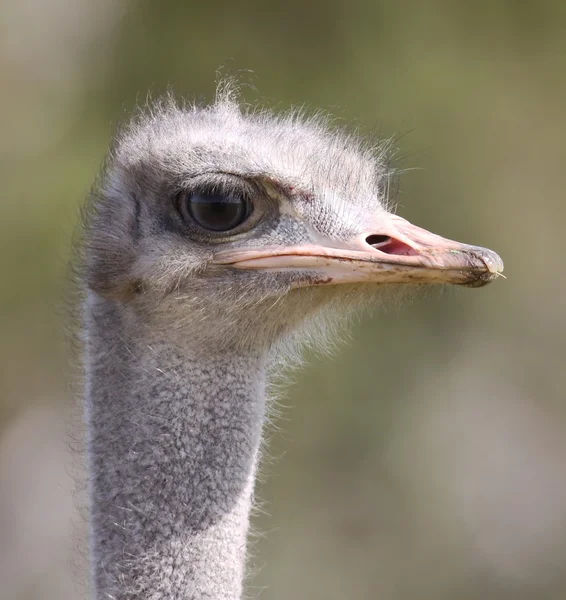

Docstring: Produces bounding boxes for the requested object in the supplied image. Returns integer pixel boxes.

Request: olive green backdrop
[1,1,565,598]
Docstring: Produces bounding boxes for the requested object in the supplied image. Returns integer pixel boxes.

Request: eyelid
[179,171,257,198]
[189,193,244,204]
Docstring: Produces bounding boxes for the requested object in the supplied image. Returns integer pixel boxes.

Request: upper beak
[212,214,504,289]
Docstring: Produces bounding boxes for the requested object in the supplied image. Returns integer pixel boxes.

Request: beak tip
[462,248,504,288]
[479,248,505,276]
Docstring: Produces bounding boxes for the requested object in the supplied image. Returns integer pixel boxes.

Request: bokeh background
[1,1,566,598]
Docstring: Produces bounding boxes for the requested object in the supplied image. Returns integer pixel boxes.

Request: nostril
[365,234,391,246]
[365,234,419,256]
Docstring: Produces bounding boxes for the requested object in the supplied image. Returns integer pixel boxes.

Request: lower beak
[212,215,504,289]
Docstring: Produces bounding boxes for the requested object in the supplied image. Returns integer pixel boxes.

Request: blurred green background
[1,1,566,598]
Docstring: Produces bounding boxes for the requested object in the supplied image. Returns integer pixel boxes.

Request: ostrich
[80,90,503,600]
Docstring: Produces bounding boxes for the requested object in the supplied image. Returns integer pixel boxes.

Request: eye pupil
[179,192,252,232]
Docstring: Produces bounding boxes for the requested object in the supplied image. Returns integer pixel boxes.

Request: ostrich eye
[178,191,253,232]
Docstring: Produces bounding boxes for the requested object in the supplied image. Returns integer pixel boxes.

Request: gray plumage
[81,87,503,599]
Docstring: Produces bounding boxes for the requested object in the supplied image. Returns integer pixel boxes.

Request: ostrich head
[85,92,503,352]
[82,89,505,600]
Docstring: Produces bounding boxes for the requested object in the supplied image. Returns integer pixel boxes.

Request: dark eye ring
[177,190,253,232]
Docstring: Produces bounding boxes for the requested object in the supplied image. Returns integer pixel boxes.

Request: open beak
[212,214,504,289]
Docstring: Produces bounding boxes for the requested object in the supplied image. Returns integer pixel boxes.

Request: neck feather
[85,294,267,599]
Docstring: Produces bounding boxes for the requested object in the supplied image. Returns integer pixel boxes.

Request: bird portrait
[81,87,503,599]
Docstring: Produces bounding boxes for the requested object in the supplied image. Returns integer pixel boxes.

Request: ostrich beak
[212,215,504,288]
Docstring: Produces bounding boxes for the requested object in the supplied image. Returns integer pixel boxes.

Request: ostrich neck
[85,295,267,599]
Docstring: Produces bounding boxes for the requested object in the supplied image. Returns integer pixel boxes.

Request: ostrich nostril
[365,234,391,246]
[365,234,419,256]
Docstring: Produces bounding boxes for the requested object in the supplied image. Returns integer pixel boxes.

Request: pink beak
[212,214,504,289]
